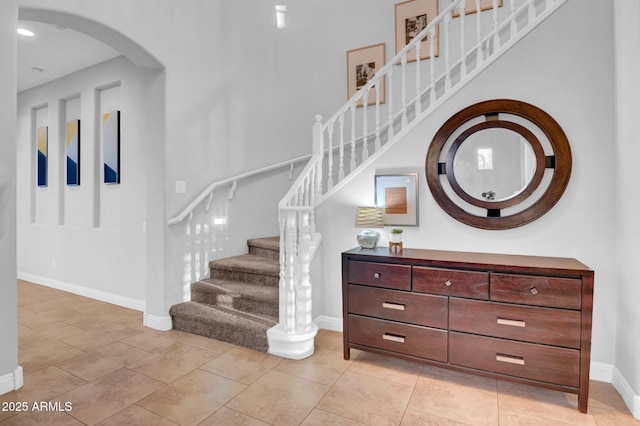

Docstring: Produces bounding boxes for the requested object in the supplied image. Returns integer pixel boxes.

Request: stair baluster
[476,0,484,64]
[460,2,468,78]
[375,81,382,151]
[349,103,357,173]
[362,87,369,161]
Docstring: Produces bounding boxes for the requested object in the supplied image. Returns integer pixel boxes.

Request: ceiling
[17,20,121,92]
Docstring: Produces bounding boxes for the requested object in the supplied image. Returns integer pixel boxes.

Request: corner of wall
[612,366,640,420]
[0,366,23,396]
[143,313,172,331]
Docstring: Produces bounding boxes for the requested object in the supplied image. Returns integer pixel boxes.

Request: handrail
[167,154,312,226]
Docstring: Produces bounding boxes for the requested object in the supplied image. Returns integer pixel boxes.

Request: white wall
[17,56,148,308]
[316,0,618,371]
[613,0,640,414]
[0,0,20,393]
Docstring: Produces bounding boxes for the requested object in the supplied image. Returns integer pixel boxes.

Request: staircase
[169,237,279,352]
[167,0,570,359]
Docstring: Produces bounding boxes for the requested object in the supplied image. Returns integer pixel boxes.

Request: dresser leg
[578,389,588,413]
[344,347,351,360]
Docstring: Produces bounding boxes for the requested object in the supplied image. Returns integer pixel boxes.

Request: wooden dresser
[342,247,594,413]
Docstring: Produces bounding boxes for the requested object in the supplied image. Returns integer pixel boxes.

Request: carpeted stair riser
[248,245,279,261]
[247,237,280,261]
[190,281,278,319]
[209,269,279,287]
[170,302,273,352]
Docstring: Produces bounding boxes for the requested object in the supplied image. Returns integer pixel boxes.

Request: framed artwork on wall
[37,126,48,187]
[346,42,386,107]
[395,0,439,62]
[66,119,81,186]
[103,110,120,184]
[452,0,503,17]
[375,173,419,226]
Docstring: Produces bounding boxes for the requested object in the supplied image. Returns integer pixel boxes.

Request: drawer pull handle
[374,273,381,279]
[382,333,405,343]
[445,280,453,287]
[497,318,526,328]
[382,302,405,311]
[530,287,539,295]
[496,353,525,365]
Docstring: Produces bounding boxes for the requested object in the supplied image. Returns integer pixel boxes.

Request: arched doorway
[16,8,169,329]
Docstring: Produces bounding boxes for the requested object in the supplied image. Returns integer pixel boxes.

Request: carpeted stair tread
[191,279,278,319]
[170,302,275,352]
[209,254,279,275]
[194,279,278,301]
[247,237,279,252]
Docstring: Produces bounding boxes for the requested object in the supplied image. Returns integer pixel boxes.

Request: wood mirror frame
[425,99,572,230]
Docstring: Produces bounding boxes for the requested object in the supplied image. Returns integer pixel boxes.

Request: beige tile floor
[1,280,638,425]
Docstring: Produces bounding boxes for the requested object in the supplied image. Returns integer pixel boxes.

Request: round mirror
[426,100,571,230]
[452,128,536,202]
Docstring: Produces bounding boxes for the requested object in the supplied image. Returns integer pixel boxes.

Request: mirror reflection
[452,128,536,202]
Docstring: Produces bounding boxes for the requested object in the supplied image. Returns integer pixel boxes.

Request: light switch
[175,180,187,194]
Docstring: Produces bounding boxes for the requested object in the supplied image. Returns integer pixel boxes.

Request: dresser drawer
[349,315,448,362]
[449,332,580,387]
[449,298,581,348]
[349,285,448,329]
[490,273,581,309]
[348,260,411,290]
[413,266,489,299]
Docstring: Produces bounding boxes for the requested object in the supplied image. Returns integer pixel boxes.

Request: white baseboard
[0,366,23,396]
[590,361,613,383]
[18,272,146,312]
[612,366,640,420]
[314,315,342,332]
[144,313,173,331]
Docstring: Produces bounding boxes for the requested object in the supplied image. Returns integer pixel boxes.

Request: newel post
[313,114,324,155]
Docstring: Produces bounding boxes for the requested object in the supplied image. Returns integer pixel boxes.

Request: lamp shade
[355,207,384,228]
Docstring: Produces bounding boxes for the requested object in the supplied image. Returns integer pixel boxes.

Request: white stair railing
[167,155,311,300]
[269,0,568,358]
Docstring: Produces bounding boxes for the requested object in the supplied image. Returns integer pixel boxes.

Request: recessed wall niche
[97,82,122,230]
[32,105,49,224]
[63,95,82,228]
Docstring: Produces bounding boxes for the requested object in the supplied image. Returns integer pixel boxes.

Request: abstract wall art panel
[103,110,120,184]
[37,126,48,187]
[66,119,81,185]
[375,173,419,226]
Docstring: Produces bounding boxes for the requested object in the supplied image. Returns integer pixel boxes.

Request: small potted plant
[390,228,403,243]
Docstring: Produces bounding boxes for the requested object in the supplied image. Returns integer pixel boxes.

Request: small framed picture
[395,0,439,62]
[452,0,503,17]
[375,173,419,226]
[347,43,386,106]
